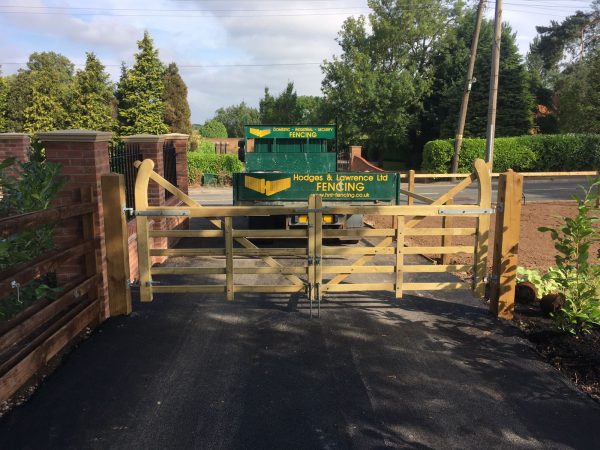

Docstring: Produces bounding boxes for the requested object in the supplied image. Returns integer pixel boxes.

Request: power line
[0,61,323,68]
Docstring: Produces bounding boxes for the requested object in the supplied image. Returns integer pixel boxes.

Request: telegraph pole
[451,0,486,174]
[485,0,503,169]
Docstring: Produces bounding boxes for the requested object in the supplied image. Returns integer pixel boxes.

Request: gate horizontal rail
[133,158,493,313]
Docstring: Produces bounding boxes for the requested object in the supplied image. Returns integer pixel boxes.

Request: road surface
[190,176,595,206]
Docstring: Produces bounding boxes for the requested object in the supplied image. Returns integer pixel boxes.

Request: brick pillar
[122,134,167,263]
[0,133,30,177]
[38,130,112,318]
[163,133,189,195]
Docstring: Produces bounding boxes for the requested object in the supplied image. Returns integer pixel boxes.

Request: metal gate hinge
[123,207,134,216]
[315,256,321,265]
[127,279,139,288]
[307,256,313,265]
[496,202,504,213]
[145,280,160,287]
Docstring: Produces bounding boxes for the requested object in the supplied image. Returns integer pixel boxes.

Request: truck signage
[245,126,336,140]
[234,172,398,202]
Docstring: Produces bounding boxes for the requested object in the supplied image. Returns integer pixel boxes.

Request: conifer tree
[69,52,115,131]
[117,31,168,135]
[162,62,192,135]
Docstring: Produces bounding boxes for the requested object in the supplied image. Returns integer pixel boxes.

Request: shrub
[199,119,227,138]
[197,139,215,154]
[421,134,600,173]
[187,151,243,185]
[0,157,66,320]
[539,178,600,334]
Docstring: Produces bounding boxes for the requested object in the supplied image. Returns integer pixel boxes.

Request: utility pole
[450,0,486,174]
[485,0,503,169]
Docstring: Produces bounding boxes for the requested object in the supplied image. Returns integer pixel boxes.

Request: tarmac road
[191,176,596,206]
[1,231,599,449]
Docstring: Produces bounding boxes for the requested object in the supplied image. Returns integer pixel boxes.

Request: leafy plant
[187,152,243,185]
[0,157,66,321]
[538,178,600,334]
[516,266,560,297]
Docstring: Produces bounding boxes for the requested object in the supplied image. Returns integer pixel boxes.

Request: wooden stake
[224,216,234,301]
[101,174,132,315]
[407,170,415,205]
[490,170,523,319]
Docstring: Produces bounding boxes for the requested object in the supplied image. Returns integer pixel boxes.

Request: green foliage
[163,62,192,135]
[213,101,260,137]
[322,1,464,164]
[422,134,600,173]
[196,139,216,153]
[516,267,561,297]
[187,151,243,185]
[0,158,66,321]
[539,179,600,334]
[18,52,75,134]
[0,70,7,131]
[69,53,115,131]
[117,31,169,135]
[556,52,600,134]
[424,15,534,147]
[199,119,227,138]
[260,82,300,124]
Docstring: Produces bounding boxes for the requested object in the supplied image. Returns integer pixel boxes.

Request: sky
[0,0,594,123]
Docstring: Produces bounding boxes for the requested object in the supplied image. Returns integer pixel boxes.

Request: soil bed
[366,201,600,402]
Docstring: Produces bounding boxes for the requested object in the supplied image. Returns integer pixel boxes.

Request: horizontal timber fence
[127,158,524,318]
[0,188,102,403]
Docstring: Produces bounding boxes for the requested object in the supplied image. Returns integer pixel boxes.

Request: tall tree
[4,52,74,134]
[162,62,192,135]
[556,51,600,133]
[427,18,534,140]
[213,101,260,137]
[259,82,301,124]
[322,0,462,164]
[117,31,168,135]
[0,70,7,132]
[69,52,115,131]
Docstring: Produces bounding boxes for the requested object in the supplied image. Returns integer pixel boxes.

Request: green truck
[233,125,401,229]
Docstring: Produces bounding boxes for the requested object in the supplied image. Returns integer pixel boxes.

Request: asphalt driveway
[1,284,599,449]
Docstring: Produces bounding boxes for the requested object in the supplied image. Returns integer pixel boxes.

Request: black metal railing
[337,147,350,172]
[163,140,177,199]
[109,141,142,219]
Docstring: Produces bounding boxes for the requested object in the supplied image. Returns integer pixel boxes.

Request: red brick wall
[39,131,112,319]
[0,133,30,176]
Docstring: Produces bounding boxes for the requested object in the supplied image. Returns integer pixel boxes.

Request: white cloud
[0,0,588,122]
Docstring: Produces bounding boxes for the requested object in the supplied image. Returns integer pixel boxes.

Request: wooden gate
[132,158,493,314]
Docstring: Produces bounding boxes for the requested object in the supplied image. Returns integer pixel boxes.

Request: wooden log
[0,202,95,238]
[0,298,99,403]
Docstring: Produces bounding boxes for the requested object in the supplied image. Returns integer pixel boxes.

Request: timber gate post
[490,169,523,319]
[101,174,132,316]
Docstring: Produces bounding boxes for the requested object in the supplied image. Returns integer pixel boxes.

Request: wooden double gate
[132,158,495,315]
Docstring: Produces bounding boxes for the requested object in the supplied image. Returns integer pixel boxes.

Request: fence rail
[0,189,101,403]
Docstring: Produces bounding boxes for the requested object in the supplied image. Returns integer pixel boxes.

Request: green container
[246,153,336,173]
[203,173,217,186]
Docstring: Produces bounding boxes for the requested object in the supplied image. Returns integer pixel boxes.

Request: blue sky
[0,0,593,123]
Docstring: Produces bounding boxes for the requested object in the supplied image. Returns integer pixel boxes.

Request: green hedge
[422,134,600,173]
[188,151,243,185]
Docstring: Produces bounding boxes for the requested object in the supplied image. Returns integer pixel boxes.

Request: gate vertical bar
[314,195,323,316]
[441,198,453,265]
[307,195,316,316]
[472,159,492,298]
[135,159,154,302]
[225,216,234,301]
[395,216,405,298]
[407,170,415,205]
[490,170,523,319]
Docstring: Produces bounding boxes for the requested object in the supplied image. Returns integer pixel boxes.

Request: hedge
[188,151,243,185]
[422,134,600,173]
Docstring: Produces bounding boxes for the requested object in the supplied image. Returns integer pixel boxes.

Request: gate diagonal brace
[134,160,304,287]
